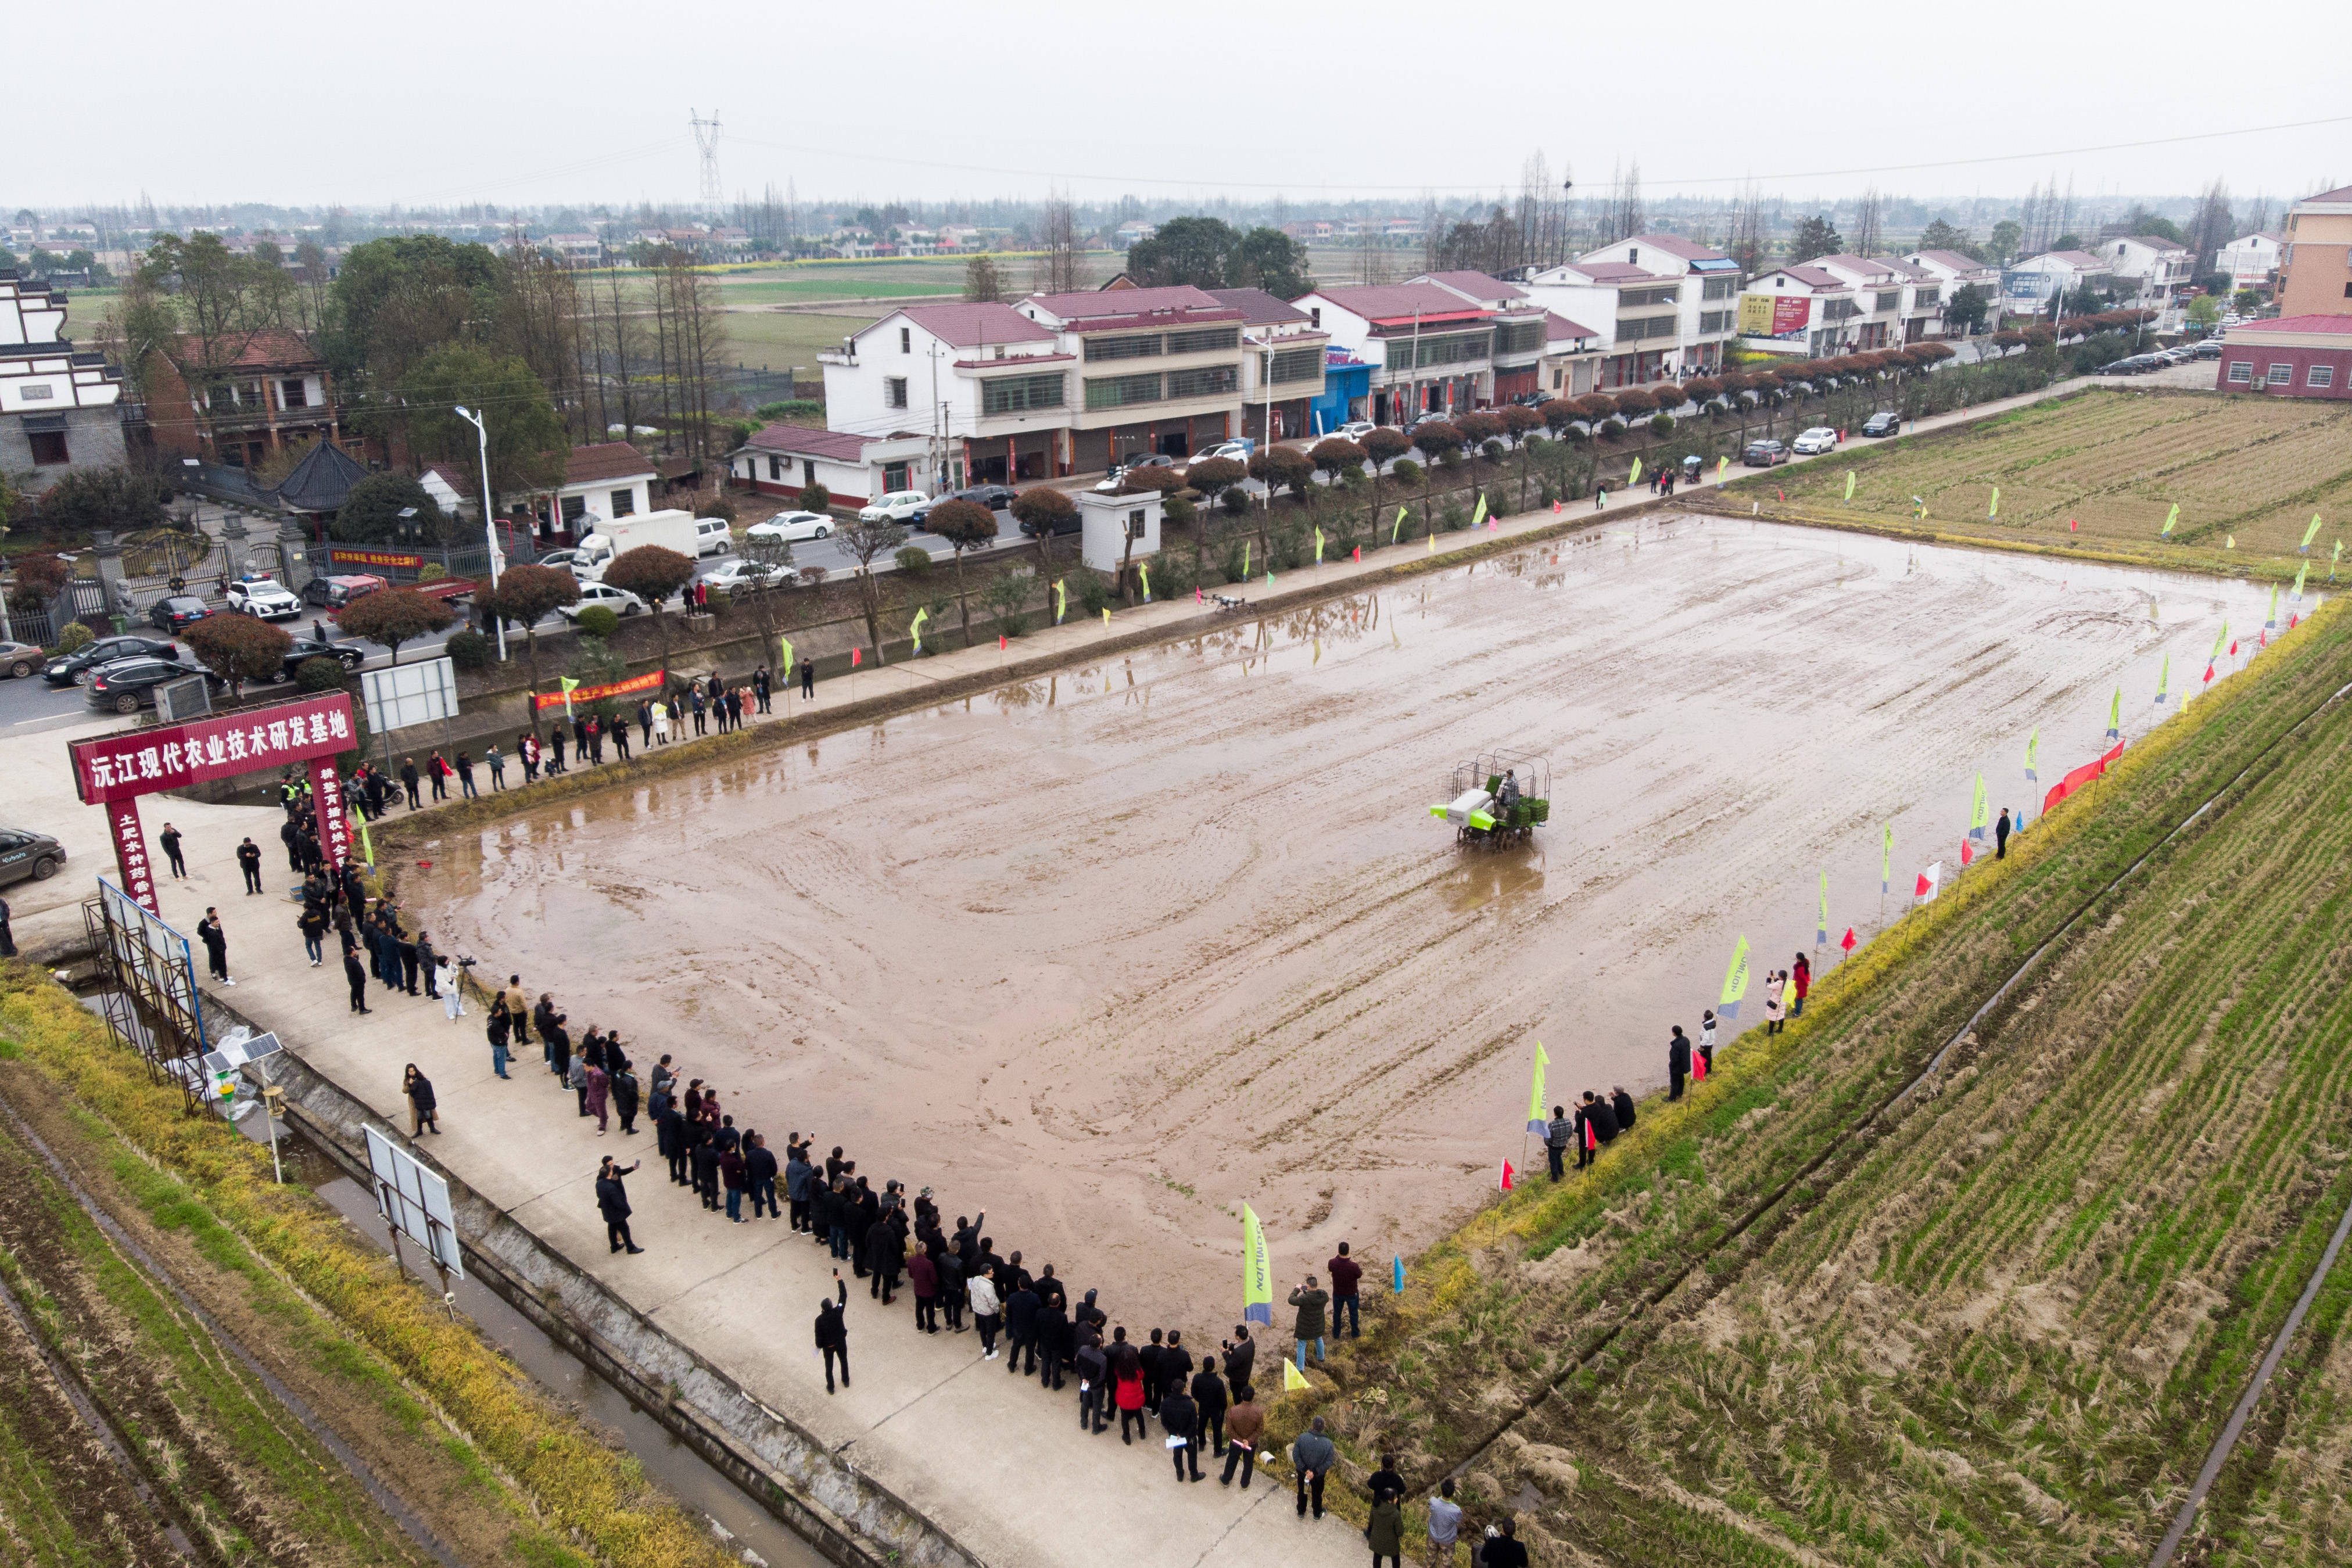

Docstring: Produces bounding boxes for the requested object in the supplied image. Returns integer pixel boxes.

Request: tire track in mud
[1429,664,2352,1501]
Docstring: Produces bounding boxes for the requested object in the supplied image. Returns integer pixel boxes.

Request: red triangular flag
[2290,613,2300,630]
[1914,870,1932,896]
[2229,640,2239,656]
[1196,587,1203,603]
[1552,500,1562,515]
[2068,517,2079,532]
[998,635,1007,651]
[851,647,863,668]
[2260,630,2269,648]
[1499,1160,1515,1192]
[1583,1119,1596,1151]
[1352,546,1361,562]
[1960,838,1973,866]
[1840,927,1857,953]
[2203,662,2215,684]
[1692,1050,1707,1081]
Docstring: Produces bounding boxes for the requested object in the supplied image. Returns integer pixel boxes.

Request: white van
[693,516,734,557]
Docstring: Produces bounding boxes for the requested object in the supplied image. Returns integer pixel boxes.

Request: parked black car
[148,594,212,633]
[1861,411,1901,437]
[1017,508,1084,539]
[946,483,1019,511]
[1742,439,1790,467]
[276,634,365,681]
[0,826,65,888]
[87,658,220,715]
[43,634,182,686]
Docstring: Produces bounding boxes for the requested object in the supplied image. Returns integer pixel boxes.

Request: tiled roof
[1023,284,1227,320]
[2038,250,2109,268]
[1544,311,1600,343]
[1618,233,1731,263]
[740,425,872,461]
[891,302,1056,348]
[2122,235,2188,252]
[2231,314,2352,337]
[173,328,320,370]
[565,442,658,483]
[2296,184,2352,205]
[1872,257,1934,280]
[1307,282,1494,322]
[1815,254,1897,278]
[1771,265,1842,289]
[1909,249,1991,272]
[1204,287,1314,325]
[269,440,369,513]
[958,351,1076,369]
[1418,270,1528,301]
[1561,262,1664,284]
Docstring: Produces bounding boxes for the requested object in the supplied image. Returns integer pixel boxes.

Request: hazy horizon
[14,0,2350,213]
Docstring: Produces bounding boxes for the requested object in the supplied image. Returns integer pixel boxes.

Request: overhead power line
[724,114,2352,194]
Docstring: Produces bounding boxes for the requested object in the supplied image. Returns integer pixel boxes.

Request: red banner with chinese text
[532,669,666,712]
[69,693,358,805]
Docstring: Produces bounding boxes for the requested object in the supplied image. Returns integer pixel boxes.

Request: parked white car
[1335,421,1378,444]
[700,559,800,593]
[858,490,932,526]
[693,516,734,557]
[555,581,648,621]
[744,511,833,544]
[1196,439,1254,465]
[225,577,302,620]
[1792,426,1840,455]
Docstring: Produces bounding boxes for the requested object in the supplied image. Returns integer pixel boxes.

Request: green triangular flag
[1844,470,1855,501]
[1988,486,1999,519]
[2162,502,2179,536]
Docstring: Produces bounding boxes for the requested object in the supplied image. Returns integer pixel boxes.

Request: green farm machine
[1429,751,1550,847]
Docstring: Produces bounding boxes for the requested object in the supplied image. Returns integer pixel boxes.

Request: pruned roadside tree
[184,613,291,697]
[338,587,456,667]
[1456,411,1505,450]
[1361,427,1412,473]
[601,544,696,678]
[1308,438,1367,482]
[1182,457,1246,498]
[1498,406,1543,446]
[1247,446,1314,501]
[475,563,579,737]
[1409,420,1463,465]
[738,528,799,675]
[829,515,907,662]
[1009,486,1076,573]
[924,498,999,647]
[1538,399,1579,437]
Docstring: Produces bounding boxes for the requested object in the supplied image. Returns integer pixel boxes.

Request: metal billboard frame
[84,880,211,1113]
[363,1124,465,1285]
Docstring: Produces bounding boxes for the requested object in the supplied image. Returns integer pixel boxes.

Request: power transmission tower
[690,109,723,206]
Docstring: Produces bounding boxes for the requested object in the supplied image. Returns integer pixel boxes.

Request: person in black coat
[279,817,302,871]
[1192,1354,1229,1457]
[236,835,264,892]
[195,908,232,984]
[1034,1296,1071,1390]
[1612,1086,1638,1134]
[1139,1329,1167,1414]
[611,1066,641,1136]
[1220,1326,1257,1398]
[1160,1381,1203,1481]
[745,1133,777,1217]
[815,1273,849,1393]
[691,1136,722,1211]
[866,1215,902,1304]
[344,948,371,1013]
[656,1092,688,1183]
[597,1158,645,1254]
[1003,1280,1042,1376]
[1669,1024,1692,1100]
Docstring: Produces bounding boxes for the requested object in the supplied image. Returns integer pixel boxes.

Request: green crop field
[714,310,881,375]
[1743,390,2352,563]
[1303,604,2352,1567]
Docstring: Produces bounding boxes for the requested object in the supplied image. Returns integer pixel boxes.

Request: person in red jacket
[1791,952,1812,1018]
[1327,1242,1363,1340]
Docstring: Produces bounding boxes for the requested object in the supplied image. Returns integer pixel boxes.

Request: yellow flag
[1392,505,1408,544]
[1844,470,1855,501]
[778,636,794,680]
[1314,527,1325,564]
[1283,1358,1309,1392]
[909,607,928,654]
[1524,1041,1550,1133]
[1139,564,1152,602]
[1100,608,1111,628]
[1242,1205,1272,1327]
[1629,457,1643,486]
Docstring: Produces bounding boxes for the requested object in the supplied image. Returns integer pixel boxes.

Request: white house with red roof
[1010,285,1254,472]
[1519,234,1743,389]
[1899,249,2001,335]
[1807,256,1910,349]
[2100,235,2193,303]
[1407,271,1561,404]
[1736,265,1862,358]
[1292,281,1511,424]
[1204,288,1329,442]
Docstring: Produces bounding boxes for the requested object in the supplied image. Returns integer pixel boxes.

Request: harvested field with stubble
[1304,603,2352,1568]
[1749,390,2352,561]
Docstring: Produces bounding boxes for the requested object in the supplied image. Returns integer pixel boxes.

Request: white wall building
[1522,233,1741,387]
[2002,250,2113,316]
[0,269,127,492]
[2101,236,2193,303]
[1736,265,1861,358]
[2215,231,2282,291]
[1900,249,2001,335]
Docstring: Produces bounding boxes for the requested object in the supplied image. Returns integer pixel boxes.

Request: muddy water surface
[425,515,2275,1327]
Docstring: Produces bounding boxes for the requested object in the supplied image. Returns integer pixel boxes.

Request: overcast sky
[17,1,2352,212]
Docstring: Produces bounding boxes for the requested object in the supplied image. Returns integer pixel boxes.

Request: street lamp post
[452,405,507,660]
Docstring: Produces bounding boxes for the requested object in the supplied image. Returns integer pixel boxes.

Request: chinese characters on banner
[110,801,157,913]
[309,758,353,870]
[69,694,359,915]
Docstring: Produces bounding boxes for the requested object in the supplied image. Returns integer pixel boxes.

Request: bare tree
[1851,186,1884,258]
[834,514,908,661]
[1037,197,1081,294]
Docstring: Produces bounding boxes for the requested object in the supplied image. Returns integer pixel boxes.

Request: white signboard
[358,656,457,735]
[363,1124,464,1279]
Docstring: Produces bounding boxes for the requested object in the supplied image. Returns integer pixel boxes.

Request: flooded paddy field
[422,514,2275,1325]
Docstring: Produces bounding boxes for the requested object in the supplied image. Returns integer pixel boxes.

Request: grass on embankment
[0,984,745,1568]
[1266,596,2352,1566]
[1722,389,2352,568]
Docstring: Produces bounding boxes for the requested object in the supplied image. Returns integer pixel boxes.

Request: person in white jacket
[968,1269,1003,1361]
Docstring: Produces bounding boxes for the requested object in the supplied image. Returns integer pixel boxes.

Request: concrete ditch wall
[218,1011,982,1568]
